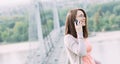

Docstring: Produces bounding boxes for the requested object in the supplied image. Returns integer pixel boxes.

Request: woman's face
[76,10,86,26]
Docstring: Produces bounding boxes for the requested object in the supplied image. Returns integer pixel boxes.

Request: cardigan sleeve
[64,35,87,56]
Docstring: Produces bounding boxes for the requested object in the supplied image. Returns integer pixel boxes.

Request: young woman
[64,8,96,64]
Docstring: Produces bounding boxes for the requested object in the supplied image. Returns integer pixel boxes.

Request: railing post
[28,1,46,64]
[53,1,60,30]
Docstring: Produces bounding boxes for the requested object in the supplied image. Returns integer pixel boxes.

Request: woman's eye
[79,14,84,17]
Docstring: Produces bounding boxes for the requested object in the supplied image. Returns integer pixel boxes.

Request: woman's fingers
[75,21,82,33]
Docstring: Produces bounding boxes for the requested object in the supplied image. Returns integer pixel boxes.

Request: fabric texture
[64,34,96,64]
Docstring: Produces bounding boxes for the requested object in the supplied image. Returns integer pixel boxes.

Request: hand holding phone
[74,19,83,37]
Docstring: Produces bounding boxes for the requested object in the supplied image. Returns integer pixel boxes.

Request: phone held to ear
[74,19,79,25]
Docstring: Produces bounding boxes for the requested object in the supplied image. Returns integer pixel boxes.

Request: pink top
[64,34,95,64]
[82,39,95,64]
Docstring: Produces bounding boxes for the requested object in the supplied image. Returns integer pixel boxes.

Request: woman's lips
[81,21,85,26]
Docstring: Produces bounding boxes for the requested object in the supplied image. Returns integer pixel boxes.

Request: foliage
[0,15,28,44]
[87,1,120,32]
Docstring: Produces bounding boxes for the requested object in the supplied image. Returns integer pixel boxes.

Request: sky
[0,0,31,7]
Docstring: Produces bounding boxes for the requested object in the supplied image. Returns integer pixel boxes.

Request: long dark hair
[65,8,88,38]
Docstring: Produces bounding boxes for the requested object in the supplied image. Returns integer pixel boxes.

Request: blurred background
[0,0,120,64]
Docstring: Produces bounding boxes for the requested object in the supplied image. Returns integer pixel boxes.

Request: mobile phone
[74,19,79,25]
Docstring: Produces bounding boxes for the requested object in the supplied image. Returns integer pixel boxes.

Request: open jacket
[64,34,95,64]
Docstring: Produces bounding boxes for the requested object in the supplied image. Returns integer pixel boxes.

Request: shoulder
[64,34,73,40]
[64,34,76,43]
[64,34,75,47]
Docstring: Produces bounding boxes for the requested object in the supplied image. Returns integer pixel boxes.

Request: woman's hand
[74,20,83,33]
[74,20,83,38]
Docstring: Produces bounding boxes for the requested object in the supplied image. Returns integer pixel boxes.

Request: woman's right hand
[74,20,83,38]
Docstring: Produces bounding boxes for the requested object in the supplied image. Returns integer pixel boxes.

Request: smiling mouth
[81,21,85,26]
[81,20,85,23]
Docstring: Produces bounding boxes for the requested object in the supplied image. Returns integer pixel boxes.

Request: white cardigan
[64,34,87,64]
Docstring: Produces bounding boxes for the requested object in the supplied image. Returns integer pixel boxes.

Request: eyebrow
[78,14,84,16]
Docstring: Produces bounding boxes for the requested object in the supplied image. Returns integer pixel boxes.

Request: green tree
[113,5,120,15]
